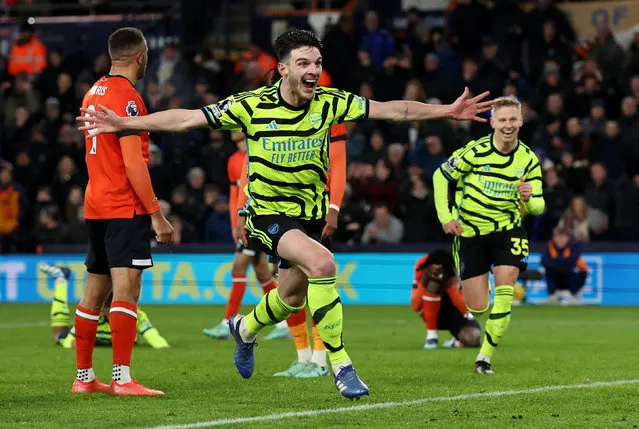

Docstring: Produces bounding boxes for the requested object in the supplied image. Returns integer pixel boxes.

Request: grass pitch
[1,304,638,428]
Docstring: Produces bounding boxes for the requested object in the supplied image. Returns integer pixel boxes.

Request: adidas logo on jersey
[266,120,278,129]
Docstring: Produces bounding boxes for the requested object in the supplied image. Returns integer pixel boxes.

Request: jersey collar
[489,133,519,156]
[275,79,311,111]
[105,73,135,88]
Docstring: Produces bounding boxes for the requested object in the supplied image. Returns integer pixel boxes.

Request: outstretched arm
[368,88,494,123]
[79,106,208,134]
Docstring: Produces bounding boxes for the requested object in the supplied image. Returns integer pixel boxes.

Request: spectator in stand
[359,11,395,68]
[6,6,639,247]
[541,226,589,305]
[612,174,639,241]
[321,13,357,90]
[583,162,614,240]
[33,205,70,247]
[399,170,442,243]
[334,184,372,245]
[361,203,404,244]
[148,143,172,201]
[448,0,489,60]
[146,42,192,103]
[0,162,27,253]
[8,21,47,78]
[4,73,40,128]
[204,196,232,244]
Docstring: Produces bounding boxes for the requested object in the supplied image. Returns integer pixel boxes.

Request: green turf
[0,304,638,429]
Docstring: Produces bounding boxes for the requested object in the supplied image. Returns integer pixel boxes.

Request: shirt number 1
[85,104,98,155]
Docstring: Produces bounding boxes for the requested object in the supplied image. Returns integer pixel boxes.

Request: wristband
[329,204,340,212]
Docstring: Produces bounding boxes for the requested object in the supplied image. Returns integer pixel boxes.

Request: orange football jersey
[81,75,150,219]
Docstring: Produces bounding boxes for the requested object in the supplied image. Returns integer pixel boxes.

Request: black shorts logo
[268,223,280,235]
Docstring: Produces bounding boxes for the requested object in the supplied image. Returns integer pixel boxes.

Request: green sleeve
[201,95,247,131]
[330,89,369,124]
[523,159,545,215]
[433,168,454,225]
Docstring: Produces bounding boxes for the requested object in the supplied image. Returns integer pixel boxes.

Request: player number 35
[510,237,529,256]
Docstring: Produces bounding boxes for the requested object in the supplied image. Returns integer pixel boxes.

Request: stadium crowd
[2,0,639,253]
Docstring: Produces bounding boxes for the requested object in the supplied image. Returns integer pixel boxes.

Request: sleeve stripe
[116,130,141,139]
[201,107,219,129]
[338,93,354,123]
[330,133,347,142]
[359,98,370,122]
[439,166,454,181]
[531,193,543,197]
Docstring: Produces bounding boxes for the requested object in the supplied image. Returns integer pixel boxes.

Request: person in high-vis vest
[8,21,47,77]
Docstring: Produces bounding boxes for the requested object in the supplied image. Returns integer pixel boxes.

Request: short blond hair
[492,95,522,114]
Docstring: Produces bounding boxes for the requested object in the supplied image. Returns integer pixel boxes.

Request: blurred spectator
[146,42,192,102]
[51,155,85,210]
[524,0,575,48]
[77,53,110,90]
[528,21,572,83]
[448,0,489,59]
[4,73,40,128]
[557,196,590,242]
[204,196,233,243]
[536,160,572,240]
[165,215,197,245]
[234,42,277,83]
[612,175,639,241]
[322,13,357,89]
[588,22,626,84]
[334,184,372,245]
[63,185,83,223]
[386,143,407,183]
[359,11,395,68]
[541,226,589,305]
[0,162,27,253]
[5,7,639,247]
[8,21,47,78]
[398,171,442,243]
[33,205,70,246]
[361,203,404,244]
[583,162,614,240]
[148,143,172,201]
[38,48,64,100]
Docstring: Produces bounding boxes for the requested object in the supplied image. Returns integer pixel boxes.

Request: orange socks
[110,301,137,383]
[75,305,100,380]
[260,277,277,294]
[287,308,311,361]
[422,291,441,330]
[224,273,247,320]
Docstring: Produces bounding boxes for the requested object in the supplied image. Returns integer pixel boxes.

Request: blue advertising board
[0,253,637,305]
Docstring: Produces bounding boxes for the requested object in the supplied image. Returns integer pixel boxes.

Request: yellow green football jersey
[439,134,543,237]
[202,82,368,221]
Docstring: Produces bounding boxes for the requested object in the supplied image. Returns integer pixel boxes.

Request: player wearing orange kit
[74,27,173,396]
[411,250,481,349]
[203,131,288,340]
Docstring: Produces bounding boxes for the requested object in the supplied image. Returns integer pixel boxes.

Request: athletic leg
[73,219,111,393]
[254,253,291,340]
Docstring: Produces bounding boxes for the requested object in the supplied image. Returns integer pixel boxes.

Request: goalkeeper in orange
[411,250,481,349]
[234,123,348,377]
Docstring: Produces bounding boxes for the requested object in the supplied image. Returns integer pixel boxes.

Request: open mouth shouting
[301,77,318,91]
[501,128,516,139]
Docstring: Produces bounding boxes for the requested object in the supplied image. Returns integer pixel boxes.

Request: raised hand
[76,104,126,136]
[450,87,494,123]
[516,176,532,202]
